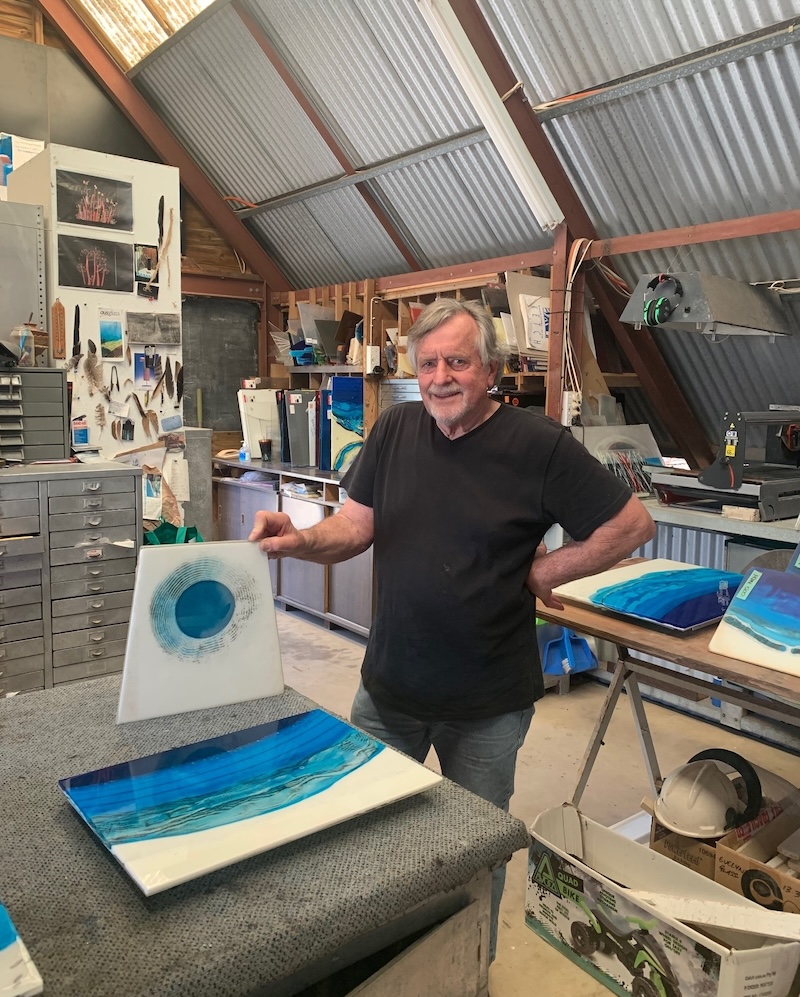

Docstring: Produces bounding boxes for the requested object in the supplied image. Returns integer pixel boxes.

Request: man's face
[416,313,497,433]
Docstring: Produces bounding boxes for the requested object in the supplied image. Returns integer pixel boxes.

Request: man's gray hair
[406,298,507,371]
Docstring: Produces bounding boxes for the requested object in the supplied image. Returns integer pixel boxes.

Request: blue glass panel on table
[710,567,800,675]
[330,376,363,472]
[0,902,43,997]
[60,708,441,895]
[553,558,743,633]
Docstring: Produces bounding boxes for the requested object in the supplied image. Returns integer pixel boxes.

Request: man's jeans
[350,682,534,962]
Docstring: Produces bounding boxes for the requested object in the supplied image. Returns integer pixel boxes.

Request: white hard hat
[654,749,762,839]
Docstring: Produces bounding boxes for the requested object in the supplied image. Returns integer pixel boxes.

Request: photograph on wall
[135,244,158,283]
[134,351,160,389]
[127,312,180,345]
[137,282,159,300]
[98,307,124,360]
[58,235,134,292]
[56,170,133,230]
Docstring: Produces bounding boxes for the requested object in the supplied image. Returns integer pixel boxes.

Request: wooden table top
[536,600,800,706]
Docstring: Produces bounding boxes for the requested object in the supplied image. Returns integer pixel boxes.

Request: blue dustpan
[541,627,596,676]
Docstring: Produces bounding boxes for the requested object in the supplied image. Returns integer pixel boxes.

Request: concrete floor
[275,608,800,996]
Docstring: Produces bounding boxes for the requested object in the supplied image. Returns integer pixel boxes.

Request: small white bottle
[238,440,250,462]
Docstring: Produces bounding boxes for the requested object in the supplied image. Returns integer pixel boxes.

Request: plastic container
[238,441,250,462]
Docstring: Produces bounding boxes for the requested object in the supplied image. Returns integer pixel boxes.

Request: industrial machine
[650,408,800,522]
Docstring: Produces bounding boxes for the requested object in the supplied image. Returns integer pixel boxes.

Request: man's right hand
[249,511,303,559]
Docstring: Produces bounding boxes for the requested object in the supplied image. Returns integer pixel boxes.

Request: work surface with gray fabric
[0,675,529,997]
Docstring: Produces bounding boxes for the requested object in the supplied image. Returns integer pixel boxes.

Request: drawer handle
[88,584,103,592]
[86,534,103,542]
[85,482,101,492]
[90,649,105,658]
[0,649,4,659]
[89,600,105,609]
[90,634,105,642]
[0,630,4,639]
[0,595,3,605]
[86,499,102,509]
[86,516,102,526]
[86,550,103,559]
[89,568,102,576]
[90,617,104,625]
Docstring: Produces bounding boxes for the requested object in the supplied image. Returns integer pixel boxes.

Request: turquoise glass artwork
[60,709,441,895]
[116,541,284,723]
[553,558,742,632]
[710,566,800,676]
[0,902,43,997]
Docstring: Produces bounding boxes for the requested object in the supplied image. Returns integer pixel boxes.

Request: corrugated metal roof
[246,186,409,288]
[480,0,800,103]
[135,4,343,204]
[244,0,480,164]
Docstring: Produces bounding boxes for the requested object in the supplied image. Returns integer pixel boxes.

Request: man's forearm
[291,509,372,565]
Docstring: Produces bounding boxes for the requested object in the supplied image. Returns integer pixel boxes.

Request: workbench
[0,677,529,997]
[536,599,800,806]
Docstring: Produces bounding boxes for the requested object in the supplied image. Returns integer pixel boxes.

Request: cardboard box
[716,810,800,914]
[527,805,800,997]
[649,819,717,879]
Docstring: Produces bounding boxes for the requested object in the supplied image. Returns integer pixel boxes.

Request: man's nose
[432,357,451,381]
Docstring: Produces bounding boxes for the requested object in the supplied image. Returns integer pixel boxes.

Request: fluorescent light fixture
[416,0,564,232]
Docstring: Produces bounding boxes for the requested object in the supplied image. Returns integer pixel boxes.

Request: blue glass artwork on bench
[710,566,800,675]
[553,558,743,633]
[60,708,441,896]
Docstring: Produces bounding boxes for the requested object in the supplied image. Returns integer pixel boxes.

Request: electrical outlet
[366,345,383,373]
[561,390,581,426]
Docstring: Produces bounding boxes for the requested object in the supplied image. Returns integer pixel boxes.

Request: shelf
[285,365,362,374]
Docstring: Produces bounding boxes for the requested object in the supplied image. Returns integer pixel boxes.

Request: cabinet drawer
[1,668,44,694]
[0,585,41,608]
[48,476,135,497]
[0,481,37,501]
[0,652,44,677]
[49,492,137,514]
[0,619,44,642]
[48,509,136,532]
[0,603,41,625]
[53,639,127,667]
[53,590,132,617]
[49,525,137,549]
[0,535,44,558]
[51,574,135,600]
[21,445,66,460]
[0,636,45,663]
[50,543,136,566]
[0,516,39,537]
[50,557,136,582]
[0,498,38,518]
[51,607,130,633]
[54,656,124,684]
[0,566,41,589]
[52,622,129,650]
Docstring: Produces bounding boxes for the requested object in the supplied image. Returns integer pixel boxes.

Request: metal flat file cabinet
[0,461,142,696]
[0,368,70,465]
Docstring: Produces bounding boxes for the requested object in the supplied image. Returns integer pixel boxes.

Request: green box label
[737,569,762,601]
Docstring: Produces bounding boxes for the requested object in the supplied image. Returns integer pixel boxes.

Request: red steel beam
[232,0,423,272]
[36,0,291,292]
[181,272,266,301]
[588,208,800,259]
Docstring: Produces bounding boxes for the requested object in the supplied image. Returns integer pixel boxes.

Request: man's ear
[487,360,500,387]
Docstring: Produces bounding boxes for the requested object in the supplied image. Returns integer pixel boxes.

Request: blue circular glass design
[175,579,235,639]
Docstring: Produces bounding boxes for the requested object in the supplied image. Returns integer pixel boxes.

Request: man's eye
[449,358,469,370]
[419,360,436,372]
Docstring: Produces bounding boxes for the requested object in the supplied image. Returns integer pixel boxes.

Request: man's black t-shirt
[342,402,631,721]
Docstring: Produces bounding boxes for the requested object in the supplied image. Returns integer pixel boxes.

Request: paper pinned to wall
[127,312,181,344]
[163,454,190,502]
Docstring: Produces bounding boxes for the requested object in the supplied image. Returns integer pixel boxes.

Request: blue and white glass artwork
[330,376,363,472]
[709,566,800,675]
[60,709,442,895]
[117,541,283,723]
[786,542,800,576]
[0,902,43,997]
[553,558,742,632]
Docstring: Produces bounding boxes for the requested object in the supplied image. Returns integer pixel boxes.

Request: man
[250,298,655,959]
